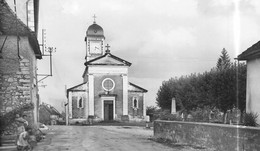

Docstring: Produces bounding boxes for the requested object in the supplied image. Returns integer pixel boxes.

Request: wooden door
[104,100,113,121]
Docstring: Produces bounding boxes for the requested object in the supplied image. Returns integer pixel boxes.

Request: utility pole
[64,85,69,125]
[37,29,56,83]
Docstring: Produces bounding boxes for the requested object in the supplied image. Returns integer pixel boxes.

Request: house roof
[40,103,61,116]
[237,41,260,60]
[0,0,42,59]
[128,82,148,93]
[84,51,131,66]
[67,82,88,97]
[67,82,88,91]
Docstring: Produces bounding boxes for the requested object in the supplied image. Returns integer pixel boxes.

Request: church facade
[67,20,147,123]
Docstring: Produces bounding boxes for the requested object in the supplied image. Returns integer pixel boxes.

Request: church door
[104,100,113,121]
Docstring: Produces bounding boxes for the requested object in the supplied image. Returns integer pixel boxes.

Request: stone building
[238,41,260,123]
[39,103,62,125]
[67,20,148,123]
[0,0,41,125]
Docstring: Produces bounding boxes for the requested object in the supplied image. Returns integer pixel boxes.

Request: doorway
[104,100,113,121]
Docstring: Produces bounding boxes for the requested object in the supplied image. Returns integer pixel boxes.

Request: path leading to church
[34,125,202,151]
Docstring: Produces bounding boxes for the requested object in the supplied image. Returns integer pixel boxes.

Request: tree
[213,49,236,123]
[236,62,247,122]
[156,81,174,110]
[195,71,215,109]
[216,48,231,70]
[156,77,185,111]
[213,64,237,123]
[155,48,246,124]
[175,75,199,113]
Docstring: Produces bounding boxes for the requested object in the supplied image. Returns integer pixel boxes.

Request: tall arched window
[77,97,84,108]
[132,97,138,108]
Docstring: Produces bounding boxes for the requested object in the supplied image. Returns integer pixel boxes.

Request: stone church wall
[71,94,86,119]
[0,36,38,125]
[128,92,144,121]
[94,74,123,119]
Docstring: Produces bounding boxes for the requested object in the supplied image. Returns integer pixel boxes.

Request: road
[35,125,202,151]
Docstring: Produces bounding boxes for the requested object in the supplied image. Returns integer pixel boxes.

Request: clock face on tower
[89,40,102,54]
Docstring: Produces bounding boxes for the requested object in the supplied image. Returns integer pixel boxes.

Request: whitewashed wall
[246,58,260,123]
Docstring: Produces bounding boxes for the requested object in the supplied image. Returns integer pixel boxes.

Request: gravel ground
[33,125,210,151]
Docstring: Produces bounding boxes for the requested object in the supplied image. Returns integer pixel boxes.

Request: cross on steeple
[93,14,97,23]
[105,44,110,53]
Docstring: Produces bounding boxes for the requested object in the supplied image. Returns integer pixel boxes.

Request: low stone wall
[154,120,260,151]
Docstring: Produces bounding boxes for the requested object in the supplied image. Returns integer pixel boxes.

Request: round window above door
[102,78,115,91]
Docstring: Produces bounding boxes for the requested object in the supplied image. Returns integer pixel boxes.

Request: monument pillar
[171,97,176,114]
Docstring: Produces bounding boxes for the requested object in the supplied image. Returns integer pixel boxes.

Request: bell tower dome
[85,15,105,61]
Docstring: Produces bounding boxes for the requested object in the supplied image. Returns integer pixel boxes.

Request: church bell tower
[85,15,105,61]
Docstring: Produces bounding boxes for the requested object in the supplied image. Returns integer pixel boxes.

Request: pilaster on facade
[143,93,146,117]
[88,74,94,115]
[85,83,89,118]
[122,74,128,115]
[68,91,72,118]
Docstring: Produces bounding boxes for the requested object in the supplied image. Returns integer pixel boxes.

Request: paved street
[34,125,202,151]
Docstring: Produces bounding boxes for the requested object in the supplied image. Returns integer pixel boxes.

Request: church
[66,19,148,124]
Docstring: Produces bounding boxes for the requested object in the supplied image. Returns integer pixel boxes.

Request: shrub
[190,107,210,122]
[146,106,158,116]
[243,112,259,127]
[0,102,34,135]
[146,106,159,122]
[157,109,182,121]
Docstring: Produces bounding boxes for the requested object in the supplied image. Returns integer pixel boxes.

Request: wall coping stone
[155,120,260,130]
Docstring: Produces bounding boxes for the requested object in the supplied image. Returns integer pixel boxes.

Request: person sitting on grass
[17,127,33,151]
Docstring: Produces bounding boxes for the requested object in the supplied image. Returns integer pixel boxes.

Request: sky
[37,0,260,112]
